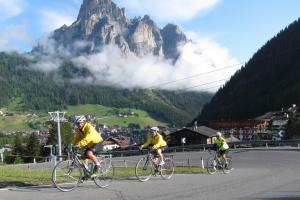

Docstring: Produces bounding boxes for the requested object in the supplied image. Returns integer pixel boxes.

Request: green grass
[66,104,165,128]
[175,166,207,174]
[0,113,49,132]
[0,165,206,188]
[0,115,31,131]
[0,166,52,187]
[0,104,165,131]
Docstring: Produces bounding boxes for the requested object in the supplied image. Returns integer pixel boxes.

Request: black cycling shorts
[85,142,104,155]
[219,149,228,156]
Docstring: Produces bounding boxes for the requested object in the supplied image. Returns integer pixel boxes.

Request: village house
[209,120,269,140]
[165,126,218,146]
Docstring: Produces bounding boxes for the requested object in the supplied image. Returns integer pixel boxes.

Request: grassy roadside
[0,166,207,188]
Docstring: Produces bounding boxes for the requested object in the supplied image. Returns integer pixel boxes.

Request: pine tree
[13,134,24,156]
[27,133,40,162]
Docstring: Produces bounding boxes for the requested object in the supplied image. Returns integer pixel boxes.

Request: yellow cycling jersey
[215,137,229,150]
[141,133,167,150]
[72,122,103,148]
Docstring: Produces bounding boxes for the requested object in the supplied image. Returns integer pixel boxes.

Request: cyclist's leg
[88,142,104,172]
[224,149,230,165]
[219,149,228,166]
[156,147,166,165]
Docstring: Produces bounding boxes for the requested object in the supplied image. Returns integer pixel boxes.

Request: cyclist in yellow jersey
[215,132,229,164]
[72,115,104,172]
[140,127,167,166]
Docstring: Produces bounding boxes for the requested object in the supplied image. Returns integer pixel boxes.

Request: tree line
[0,52,212,126]
[2,121,72,164]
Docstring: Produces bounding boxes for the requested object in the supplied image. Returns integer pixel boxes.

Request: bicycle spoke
[52,160,82,192]
[93,162,115,188]
[135,157,154,182]
[160,158,175,180]
[207,158,217,174]
[222,158,232,174]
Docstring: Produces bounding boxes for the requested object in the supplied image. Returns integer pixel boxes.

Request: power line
[147,47,300,90]
[149,62,243,89]
[180,77,230,91]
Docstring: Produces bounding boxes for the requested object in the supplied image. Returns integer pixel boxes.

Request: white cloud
[32,33,241,92]
[39,9,77,33]
[30,56,61,73]
[115,0,221,22]
[0,23,32,51]
[0,0,24,20]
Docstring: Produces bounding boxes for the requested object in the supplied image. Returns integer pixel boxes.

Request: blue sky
[0,0,299,92]
[0,0,299,63]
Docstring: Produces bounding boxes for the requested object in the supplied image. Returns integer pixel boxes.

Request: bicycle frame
[52,146,114,192]
[68,147,113,178]
[135,149,175,182]
[207,149,232,174]
[143,151,160,171]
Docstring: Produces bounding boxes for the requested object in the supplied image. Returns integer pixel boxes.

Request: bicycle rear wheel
[52,160,83,192]
[222,158,232,174]
[135,157,154,182]
[206,158,217,175]
[93,161,115,188]
[160,158,175,180]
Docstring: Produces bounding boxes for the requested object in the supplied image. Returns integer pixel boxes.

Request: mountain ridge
[192,18,300,124]
[33,0,187,61]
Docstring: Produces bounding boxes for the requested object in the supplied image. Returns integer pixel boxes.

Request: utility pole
[48,111,66,160]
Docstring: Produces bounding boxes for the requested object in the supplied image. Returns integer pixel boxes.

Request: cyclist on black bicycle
[214,132,229,165]
[72,115,104,173]
[139,127,167,166]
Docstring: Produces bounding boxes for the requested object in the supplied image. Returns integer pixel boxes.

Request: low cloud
[0,0,24,20]
[31,35,240,92]
[115,0,221,22]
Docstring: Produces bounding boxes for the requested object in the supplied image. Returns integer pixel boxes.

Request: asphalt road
[1,150,300,200]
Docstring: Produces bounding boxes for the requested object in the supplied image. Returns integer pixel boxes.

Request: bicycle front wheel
[206,158,217,175]
[160,158,175,180]
[93,162,115,188]
[52,160,83,192]
[222,158,232,174]
[135,157,154,182]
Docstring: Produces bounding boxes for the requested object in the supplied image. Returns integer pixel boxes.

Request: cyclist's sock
[84,164,89,170]
[159,160,165,166]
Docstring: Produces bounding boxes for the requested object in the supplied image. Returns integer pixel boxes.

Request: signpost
[48,111,66,160]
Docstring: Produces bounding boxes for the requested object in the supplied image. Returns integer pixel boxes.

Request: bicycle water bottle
[88,163,94,173]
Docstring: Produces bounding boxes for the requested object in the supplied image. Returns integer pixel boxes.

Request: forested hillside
[193,18,300,124]
[0,52,212,126]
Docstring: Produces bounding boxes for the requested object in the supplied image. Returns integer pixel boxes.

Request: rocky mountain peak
[78,0,127,22]
[33,0,187,61]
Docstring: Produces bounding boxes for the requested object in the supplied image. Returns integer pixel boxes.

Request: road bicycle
[206,149,232,174]
[51,146,114,192]
[135,149,175,182]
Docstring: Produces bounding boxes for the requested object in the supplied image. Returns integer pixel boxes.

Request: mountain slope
[0,52,212,126]
[193,18,300,124]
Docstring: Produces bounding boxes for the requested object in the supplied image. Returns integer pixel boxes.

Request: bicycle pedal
[80,176,88,183]
[91,174,97,178]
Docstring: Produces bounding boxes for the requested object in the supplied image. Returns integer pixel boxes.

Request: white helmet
[150,126,159,132]
[74,115,87,124]
[216,132,222,137]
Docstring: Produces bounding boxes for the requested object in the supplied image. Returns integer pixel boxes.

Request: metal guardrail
[2,140,300,170]
[103,139,300,157]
